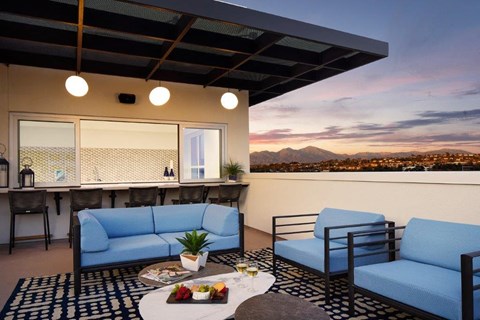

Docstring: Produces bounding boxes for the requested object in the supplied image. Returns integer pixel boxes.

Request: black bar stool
[171,185,205,204]
[209,184,243,211]
[125,186,158,207]
[69,188,103,247]
[8,190,50,254]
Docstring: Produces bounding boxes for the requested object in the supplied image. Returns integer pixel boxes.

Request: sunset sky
[233,0,480,154]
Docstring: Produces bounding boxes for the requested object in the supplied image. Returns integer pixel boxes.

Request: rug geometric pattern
[1,248,419,320]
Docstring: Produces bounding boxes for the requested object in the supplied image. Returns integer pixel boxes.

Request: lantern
[19,157,35,188]
[0,143,8,188]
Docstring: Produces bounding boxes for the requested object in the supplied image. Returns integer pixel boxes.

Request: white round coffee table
[139,271,276,320]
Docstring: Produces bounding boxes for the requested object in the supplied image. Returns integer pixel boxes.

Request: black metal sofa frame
[73,212,244,295]
[272,213,394,304]
[347,226,480,320]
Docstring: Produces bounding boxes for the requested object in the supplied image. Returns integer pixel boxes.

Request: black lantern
[19,157,34,188]
[0,143,8,188]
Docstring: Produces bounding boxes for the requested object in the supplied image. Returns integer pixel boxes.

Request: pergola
[0,0,388,106]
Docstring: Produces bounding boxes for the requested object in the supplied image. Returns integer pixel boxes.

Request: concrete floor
[0,226,271,309]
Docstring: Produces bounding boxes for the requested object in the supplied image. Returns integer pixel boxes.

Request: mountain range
[250,146,471,165]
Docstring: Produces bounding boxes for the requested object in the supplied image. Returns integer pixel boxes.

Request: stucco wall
[241,172,480,238]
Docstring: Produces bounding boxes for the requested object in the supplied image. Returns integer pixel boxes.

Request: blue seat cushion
[83,207,154,238]
[202,204,239,236]
[355,259,480,320]
[78,211,109,252]
[401,218,480,272]
[81,234,169,267]
[158,230,239,256]
[313,208,385,246]
[275,238,387,273]
[153,204,206,234]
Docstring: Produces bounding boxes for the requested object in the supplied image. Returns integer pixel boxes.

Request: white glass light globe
[221,92,238,110]
[149,86,170,106]
[65,75,89,97]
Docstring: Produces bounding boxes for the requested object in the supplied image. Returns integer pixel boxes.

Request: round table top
[234,293,330,320]
[138,261,234,287]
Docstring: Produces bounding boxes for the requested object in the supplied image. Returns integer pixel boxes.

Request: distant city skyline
[233,0,480,154]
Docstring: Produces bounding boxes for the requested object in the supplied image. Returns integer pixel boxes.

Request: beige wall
[0,64,250,243]
[242,172,480,238]
[1,64,249,165]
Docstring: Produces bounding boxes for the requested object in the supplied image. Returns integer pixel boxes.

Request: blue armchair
[272,207,392,303]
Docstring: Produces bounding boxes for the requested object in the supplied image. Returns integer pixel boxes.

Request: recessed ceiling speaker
[118,93,136,104]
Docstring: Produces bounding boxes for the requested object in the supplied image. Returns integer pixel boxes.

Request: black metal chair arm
[272,213,319,240]
[460,250,480,319]
[272,213,320,220]
[461,250,480,259]
[326,220,395,243]
[347,223,400,270]
[326,220,395,231]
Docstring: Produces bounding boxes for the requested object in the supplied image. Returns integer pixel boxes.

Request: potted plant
[223,159,245,182]
[176,230,213,271]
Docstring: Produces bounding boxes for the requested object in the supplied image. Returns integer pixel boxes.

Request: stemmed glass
[246,261,259,292]
[235,257,248,288]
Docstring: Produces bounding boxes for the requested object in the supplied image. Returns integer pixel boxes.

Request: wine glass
[235,257,248,288]
[246,261,259,292]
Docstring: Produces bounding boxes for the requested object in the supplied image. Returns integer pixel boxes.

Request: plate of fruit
[166,282,228,304]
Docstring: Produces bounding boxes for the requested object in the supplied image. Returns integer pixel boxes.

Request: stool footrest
[14,234,52,241]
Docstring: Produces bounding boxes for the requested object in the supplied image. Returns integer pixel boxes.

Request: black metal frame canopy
[0,0,388,106]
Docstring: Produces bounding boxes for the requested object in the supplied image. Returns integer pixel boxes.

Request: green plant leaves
[176,229,213,255]
[222,159,245,176]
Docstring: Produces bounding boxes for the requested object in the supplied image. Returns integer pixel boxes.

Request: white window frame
[179,122,227,183]
[9,113,81,187]
[10,112,228,186]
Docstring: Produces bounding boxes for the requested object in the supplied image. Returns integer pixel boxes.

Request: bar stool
[8,190,50,254]
[171,185,205,204]
[125,186,158,207]
[69,188,103,248]
[209,184,243,211]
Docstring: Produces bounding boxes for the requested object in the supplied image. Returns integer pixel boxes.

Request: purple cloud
[250,108,480,148]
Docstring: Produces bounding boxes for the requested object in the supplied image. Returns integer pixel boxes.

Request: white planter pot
[180,252,209,271]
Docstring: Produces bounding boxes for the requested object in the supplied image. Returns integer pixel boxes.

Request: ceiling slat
[0,0,388,106]
[146,15,197,80]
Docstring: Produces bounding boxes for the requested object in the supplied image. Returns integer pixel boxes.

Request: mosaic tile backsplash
[19,147,178,184]
[81,148,178,183]
[20,147,76,183]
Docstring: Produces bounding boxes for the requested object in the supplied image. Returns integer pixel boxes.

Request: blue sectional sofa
[73,203,244,295]
[348,218,480,320]
[272,207,393,303]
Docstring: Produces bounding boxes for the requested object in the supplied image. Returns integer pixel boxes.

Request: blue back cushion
[202,204,239,236]
[400,218,480,272]
[314,208,385,245]
[78,211,109,252]
[85,207,154,238]
[153,204,206,234]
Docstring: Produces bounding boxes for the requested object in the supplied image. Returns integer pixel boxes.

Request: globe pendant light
[149,81,170,106]
[221,91,238,110]
[65,75,89,97]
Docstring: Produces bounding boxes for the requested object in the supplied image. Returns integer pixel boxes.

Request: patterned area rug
[1,248,418,320]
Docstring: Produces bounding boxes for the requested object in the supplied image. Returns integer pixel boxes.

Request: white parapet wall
[241,172,480,237]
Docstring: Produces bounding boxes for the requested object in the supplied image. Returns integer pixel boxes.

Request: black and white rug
[1,248,418,320]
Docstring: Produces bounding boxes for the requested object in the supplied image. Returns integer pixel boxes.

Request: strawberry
[175,286,189,300]
[183,291,191,300]
[220,287,228,294]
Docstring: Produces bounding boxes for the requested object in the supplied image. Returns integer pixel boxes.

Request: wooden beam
[146,15,196,80]
[76,0,84,73]
[204,33,284,87]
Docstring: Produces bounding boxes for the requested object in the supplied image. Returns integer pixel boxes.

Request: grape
[199,284,210,292]
[171,284,181,294]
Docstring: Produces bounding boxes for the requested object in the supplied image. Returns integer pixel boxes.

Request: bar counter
[0,182,249,215]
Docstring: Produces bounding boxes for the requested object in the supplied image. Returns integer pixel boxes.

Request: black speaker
[118,93,136,104]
